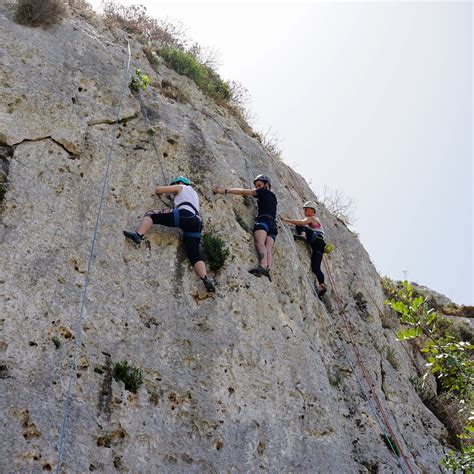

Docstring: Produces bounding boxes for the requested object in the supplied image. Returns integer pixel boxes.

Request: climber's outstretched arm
[155,184,183,195]
[213,186,256,196]
[281,215,314,226]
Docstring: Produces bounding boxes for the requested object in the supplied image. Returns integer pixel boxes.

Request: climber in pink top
[281,201,327,298]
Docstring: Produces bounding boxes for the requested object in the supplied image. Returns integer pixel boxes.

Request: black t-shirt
[254,188,277,218]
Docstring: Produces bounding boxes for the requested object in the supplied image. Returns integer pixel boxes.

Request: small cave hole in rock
[0,364,9,379]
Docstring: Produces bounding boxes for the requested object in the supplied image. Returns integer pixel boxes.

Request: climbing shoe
[293,234,306,242]
[249,266,271,280]
[123,230,143,245]
[202,276,215,293]
[261,268,272,282]
[249,266,266,277]
[318,284,328,299]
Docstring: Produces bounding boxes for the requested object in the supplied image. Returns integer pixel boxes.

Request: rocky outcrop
[0,5,450,473]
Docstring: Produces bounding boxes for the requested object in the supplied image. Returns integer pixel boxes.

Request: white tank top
[174,185,200,214]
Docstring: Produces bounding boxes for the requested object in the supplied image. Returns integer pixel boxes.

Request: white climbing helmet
[303,201,318,212]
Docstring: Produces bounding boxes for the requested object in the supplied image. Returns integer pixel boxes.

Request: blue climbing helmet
[253,174,271,188]
[170,176,191,186]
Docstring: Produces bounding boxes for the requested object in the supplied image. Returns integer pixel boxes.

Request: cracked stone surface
[0,4,451,473]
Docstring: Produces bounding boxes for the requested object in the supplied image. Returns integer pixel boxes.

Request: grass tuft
[112,360,143,393]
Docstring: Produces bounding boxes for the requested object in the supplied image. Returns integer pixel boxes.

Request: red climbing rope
[339,250,464,435]
[323,259,415,474]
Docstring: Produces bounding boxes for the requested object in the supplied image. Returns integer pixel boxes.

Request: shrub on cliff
[129,68,151,93]
[112,361,143,393]
[385,280,474,470]
[14,0,66,28]
[158,46,231,101]
[102,1,183,47]
[202,233,230,271]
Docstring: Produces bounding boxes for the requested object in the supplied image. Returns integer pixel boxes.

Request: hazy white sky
[89,1,472,304]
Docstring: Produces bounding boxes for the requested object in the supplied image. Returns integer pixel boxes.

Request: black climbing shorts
[253,215,278,241]
[145,208,204,266]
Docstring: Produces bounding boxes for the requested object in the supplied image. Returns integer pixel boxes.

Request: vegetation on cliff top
[14,0,66,28]
[383,279,473,472]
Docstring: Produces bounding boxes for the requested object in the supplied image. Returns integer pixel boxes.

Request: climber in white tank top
[174,184,200,215]
[123,176,215,292]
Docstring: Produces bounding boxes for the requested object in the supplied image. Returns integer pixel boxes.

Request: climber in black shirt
[213,175,277,279]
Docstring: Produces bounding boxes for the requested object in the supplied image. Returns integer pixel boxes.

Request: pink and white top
[308,218,324,234]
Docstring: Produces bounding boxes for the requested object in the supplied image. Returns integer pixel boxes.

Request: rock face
[0,5,450,473]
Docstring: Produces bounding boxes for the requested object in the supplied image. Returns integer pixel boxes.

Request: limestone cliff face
[0,5,449,473]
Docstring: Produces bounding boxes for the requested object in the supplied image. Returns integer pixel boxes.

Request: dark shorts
[145,208,204,266]
[253,215,278,241]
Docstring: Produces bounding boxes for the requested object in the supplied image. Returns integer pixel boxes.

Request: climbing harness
[55,41,132,473]
[176,201,200,215]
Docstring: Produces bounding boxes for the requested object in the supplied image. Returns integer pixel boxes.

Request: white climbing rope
[55,40,131,473]
[137,90,169,186]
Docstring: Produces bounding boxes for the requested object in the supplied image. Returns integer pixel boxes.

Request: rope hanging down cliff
[322,258,414,473]
[137,90,169,186]
[55,41,132,474]
[339,251,464,436]
[275,206,413,473]
[233,143,414,472]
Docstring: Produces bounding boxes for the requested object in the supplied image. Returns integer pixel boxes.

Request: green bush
[129,68,151,93]
[112,361,143,393]
[202,233,230,272]
[385,281,474,470]
[158,46,231,101]
[159,46,206,84]
[442,434,474,473]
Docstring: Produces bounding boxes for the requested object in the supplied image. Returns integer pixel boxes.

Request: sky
[89,0,473,305]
